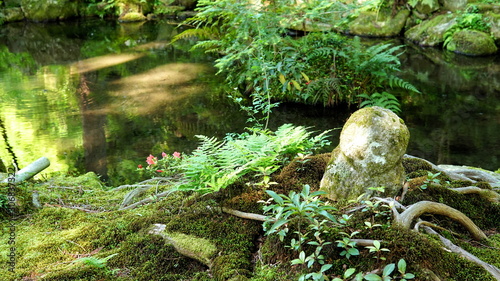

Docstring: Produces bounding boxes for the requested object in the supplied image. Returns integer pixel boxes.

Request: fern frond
[388,76,420,93]
[172,27,220,44]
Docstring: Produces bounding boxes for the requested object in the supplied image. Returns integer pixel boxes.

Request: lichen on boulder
[346,9,410,37]
[446,29,498,56]
[405,14,457,46]
[320,106,410,201]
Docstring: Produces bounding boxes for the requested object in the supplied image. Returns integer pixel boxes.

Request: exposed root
[119,189,176,210]
[449,186,500,202]
[423,226,500,280]
[221,207,268,222]
[437,165,500,188]
[395,201,487,241]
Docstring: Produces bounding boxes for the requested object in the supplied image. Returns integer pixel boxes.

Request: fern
[388,76,420,93]
[176,125,331,193]
[172,27,220,43]
[359,91,401,114]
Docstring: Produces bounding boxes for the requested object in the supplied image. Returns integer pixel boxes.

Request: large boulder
[347,9,410,37]
[320,107,410,201]
[445,29,498,56]
[21,0,78,21]
[405,14,457,46]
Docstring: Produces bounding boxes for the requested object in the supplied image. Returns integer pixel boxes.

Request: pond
[0,19,498,185]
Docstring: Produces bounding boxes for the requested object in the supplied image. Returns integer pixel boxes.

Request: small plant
[420,171,441,190]
[72,253,119,276]
[365,240,390,264]
[359,92,401,114]
[263,185,338,280]
[250,165,279,188]
[336,230,360,259]
[364,259,415,280]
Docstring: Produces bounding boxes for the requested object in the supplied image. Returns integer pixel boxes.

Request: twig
[221,207,269,222]
[110,177,175,191]
[118,189,176,211]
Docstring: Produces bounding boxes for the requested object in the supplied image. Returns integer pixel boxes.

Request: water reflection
[0,20,498,185]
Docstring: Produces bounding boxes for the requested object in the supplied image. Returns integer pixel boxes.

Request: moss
[402,157,433,174]
[370,227,495,280]
[402,185,500,231]
[274,153,330,194]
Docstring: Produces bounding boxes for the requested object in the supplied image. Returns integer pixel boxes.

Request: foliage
[85,0,118,18]
[419,171,441,190]
[443,8,491,49]
[174,0,418,111]
[137,151,183,178]
[263,185,338,280]
[174,124,331,193]
[358,92,401,114]
[262,184,416,281]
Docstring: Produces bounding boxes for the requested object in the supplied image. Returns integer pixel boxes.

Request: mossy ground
[1,156,499,280]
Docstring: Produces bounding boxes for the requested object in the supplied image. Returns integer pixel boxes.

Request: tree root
[395,200,487,241]
[118,189,176,210]
[449,186,500,202]
[423,226,500,280]
[221,207,268,222]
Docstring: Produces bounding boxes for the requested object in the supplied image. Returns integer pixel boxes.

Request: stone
[486,11,500,43]
[446,29,498,56]
[347,9,410,37]
[320,107,410,201]
[21,0,78,22]
[440,0,467,12]
[415,0,439,15]
[405,14,457,46]
[118,12,147,22]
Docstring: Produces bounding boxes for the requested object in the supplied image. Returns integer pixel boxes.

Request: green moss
[403,185,500,230]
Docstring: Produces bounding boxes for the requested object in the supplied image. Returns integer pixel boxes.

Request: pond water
[0,19,498,185]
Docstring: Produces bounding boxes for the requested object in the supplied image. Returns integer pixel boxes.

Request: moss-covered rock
[446,29,498,56]
[486,11,500,44]
[20,0,78,22]
[405,14,457,46]
[118,12,147,22]
[347,9,410,37]
[320,107,410,201]
[2,7,24,22]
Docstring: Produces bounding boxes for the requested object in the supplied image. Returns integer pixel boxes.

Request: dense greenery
[175,0,419,113]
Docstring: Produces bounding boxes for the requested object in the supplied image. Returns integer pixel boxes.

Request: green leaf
[347,248,359,256]
[382,263,395,277]
[397,259,407,274]
[344,268,356,278]
[321,264,333,273]
[265,190,284,205]
[364,273,382,281]
[265,218,287,235]
[403,273,415,279]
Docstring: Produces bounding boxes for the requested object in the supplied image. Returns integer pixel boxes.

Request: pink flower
[162,152,167,158]
[146,154,157,165]
[137,164,143,169]
[172,151,181,159]
[156,170,163,173]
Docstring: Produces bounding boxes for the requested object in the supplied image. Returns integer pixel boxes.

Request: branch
[396,201,487,241]
[221,207,268,222]
[118,190,175,211]
[2,157,50,183]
